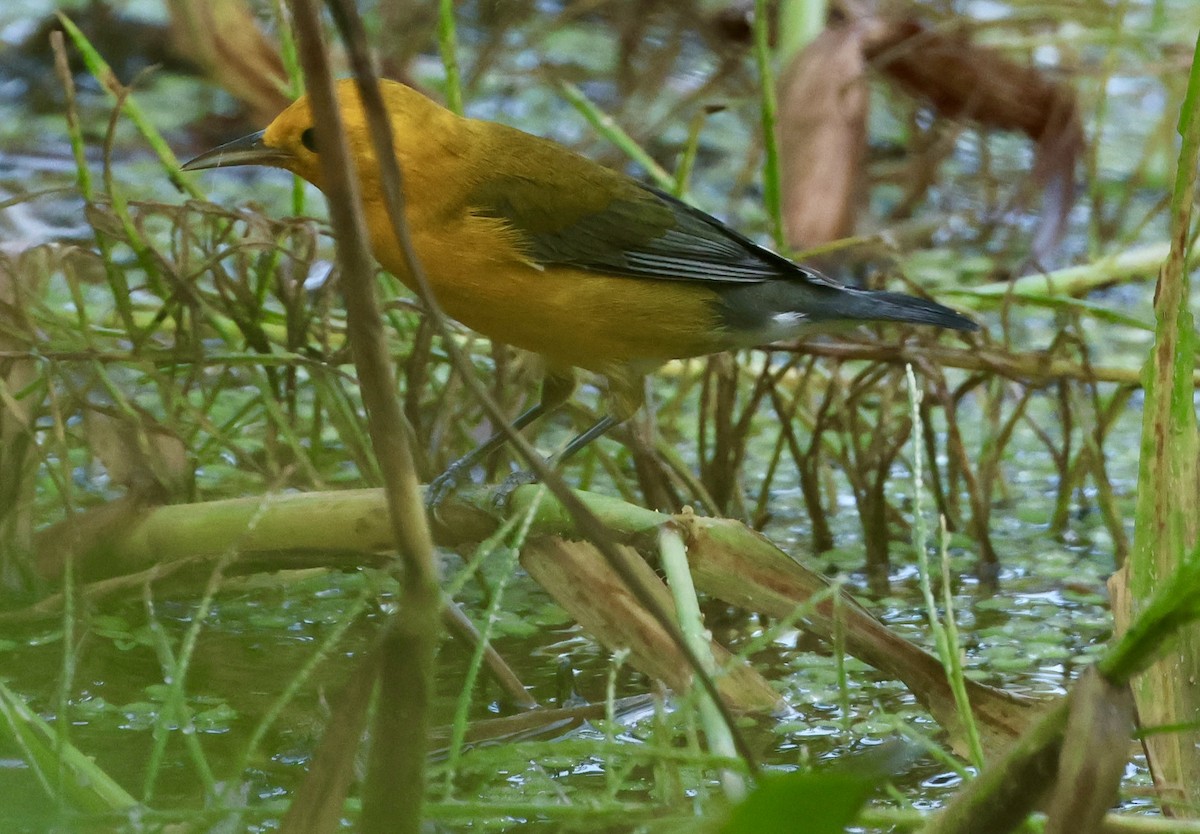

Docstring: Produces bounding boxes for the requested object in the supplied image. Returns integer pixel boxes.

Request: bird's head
[182,79,457,192]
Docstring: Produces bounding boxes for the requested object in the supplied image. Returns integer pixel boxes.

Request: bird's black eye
[300,127,318,153]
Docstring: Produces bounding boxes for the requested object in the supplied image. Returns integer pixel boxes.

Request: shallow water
[0,0,1193,829]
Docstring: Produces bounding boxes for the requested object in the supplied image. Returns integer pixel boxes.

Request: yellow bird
[183,80,976,499]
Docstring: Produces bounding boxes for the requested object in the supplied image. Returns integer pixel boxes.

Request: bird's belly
[434,265,727,372]
[365,208,733,370]
[374,223,729,370]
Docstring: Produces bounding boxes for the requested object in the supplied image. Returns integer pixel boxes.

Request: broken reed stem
[658,525,746,802]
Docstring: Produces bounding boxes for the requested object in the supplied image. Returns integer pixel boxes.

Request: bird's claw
[425,461,468,511]
[491,469,538,510]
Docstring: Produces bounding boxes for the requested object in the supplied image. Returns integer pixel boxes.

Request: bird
[182,79,977,503]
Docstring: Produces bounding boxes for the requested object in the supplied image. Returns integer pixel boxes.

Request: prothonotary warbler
[183,79,977,501]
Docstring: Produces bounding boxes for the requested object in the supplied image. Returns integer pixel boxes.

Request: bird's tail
[824,288,978,332]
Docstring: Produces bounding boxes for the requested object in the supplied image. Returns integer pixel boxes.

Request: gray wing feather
[471,177,843,288]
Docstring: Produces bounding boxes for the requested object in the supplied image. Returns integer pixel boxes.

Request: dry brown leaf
[1044,668,1133,834]
[863,18,1083,261]
[777,22,870,249]
[83,406,189,499]
[164,0,291,126]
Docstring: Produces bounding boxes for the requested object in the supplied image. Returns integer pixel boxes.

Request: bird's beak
[181,130,295,172]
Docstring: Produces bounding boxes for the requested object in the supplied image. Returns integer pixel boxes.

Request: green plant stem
[905,366,985,769]
[944,240,1191,303]
[141,586,219,802]
[673,108,708,197]
[441,495,542,790]
[438,0,463,114]
[0,682,138,814]
[659,525,746,801]
[753,0,786,248]
[54,523,76,813]
[49,30,136,337]
[556,80,675,191]
[56,14,203,198]
[269,0,307,215]
[1118,24,1200,816]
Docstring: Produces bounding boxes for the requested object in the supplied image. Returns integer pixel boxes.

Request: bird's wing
[467,169,843,288]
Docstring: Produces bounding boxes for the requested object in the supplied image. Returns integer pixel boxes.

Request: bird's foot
[426,460,471,511]
[491,469,538,511]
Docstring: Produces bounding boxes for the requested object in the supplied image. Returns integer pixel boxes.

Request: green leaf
[0,681,138,815]
[719,771,876,834]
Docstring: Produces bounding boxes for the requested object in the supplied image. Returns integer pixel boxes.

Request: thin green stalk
[440,491,546,791]
[604,648,631,798]
[268,0,308,216]
[228,591,372,796]
[937,515,983,766]
[271,0,304,97]
[893,720,973,782]
[0,681,138,814]
[752,0,786,248]
[60,258,94,344]
[100,87,168,301]
[729,580,840,661]
[141,494,279,802]
[833,589,851,730]
[649,691,683,806]
[673,108,710,197]
[905,365,985,769]
[44,364,77,517]
[141,588,218,802]
[442,510,527,599]
[942,240,1186,303]
[56,14,204,198]
[246,372,325,484]
[309,371,381,480]
[437,0,463,115]
[1084,0,1131,251]
[556,80,675,191]
[54,530,76,816]
[50,30,136,337]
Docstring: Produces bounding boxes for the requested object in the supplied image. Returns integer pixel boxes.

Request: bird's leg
[492,370,646,509]
[556,414,621,464]
[426,370,575,508]
[492,414,621,505]
[426,402,547,507]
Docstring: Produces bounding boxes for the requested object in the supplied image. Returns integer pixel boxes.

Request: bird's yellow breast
[363,198,729,373]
